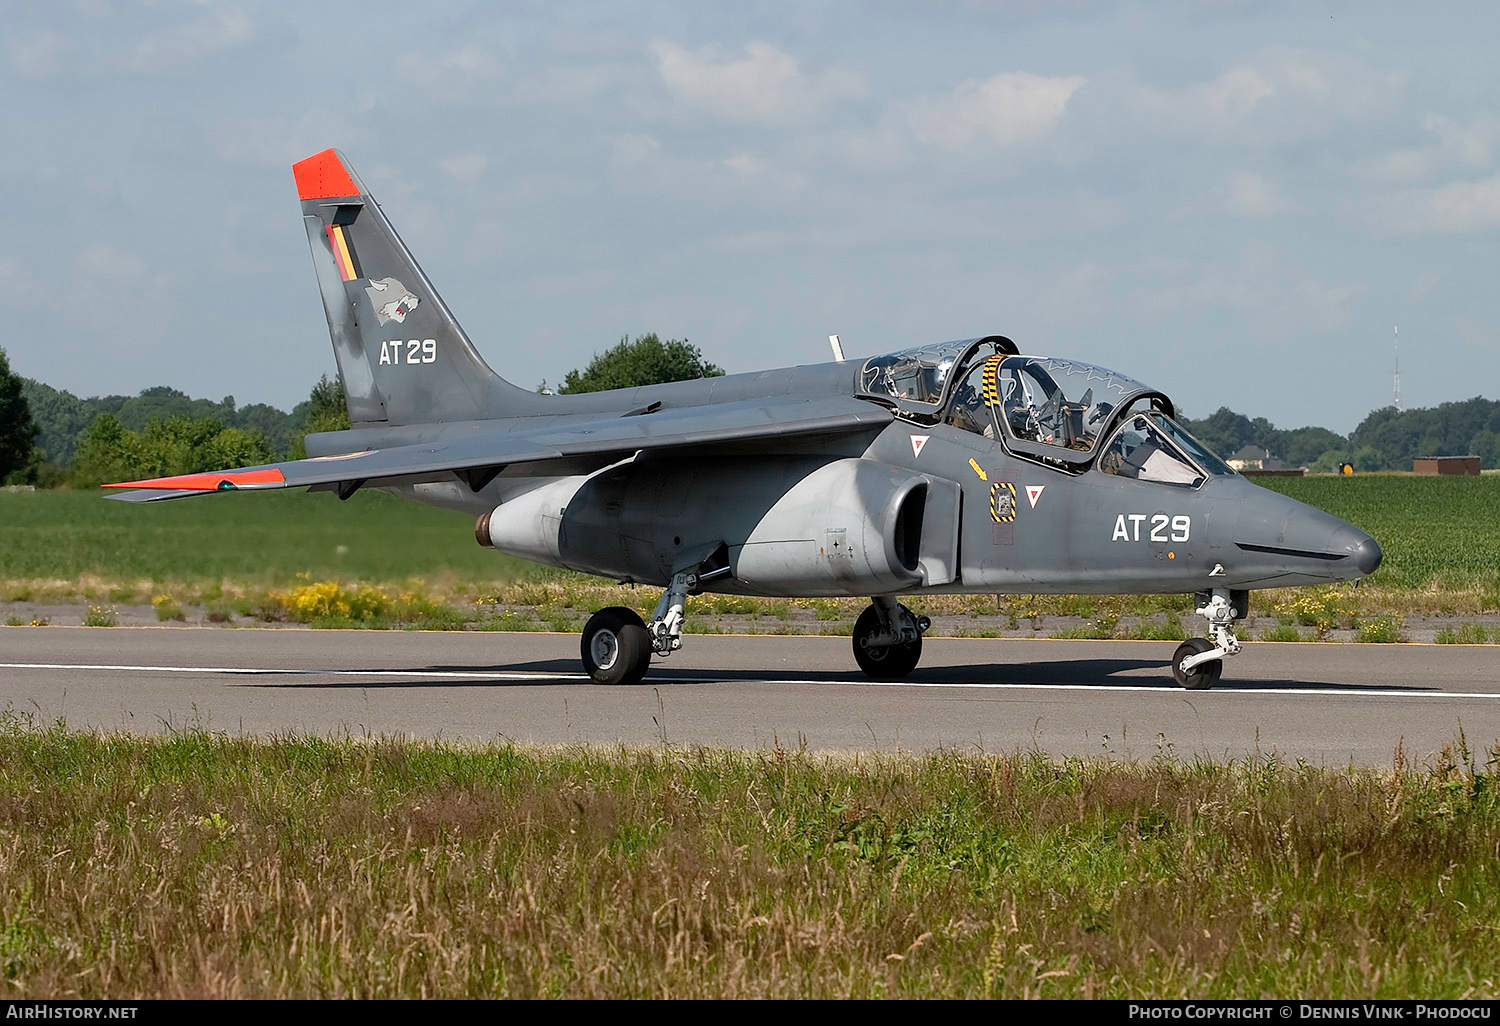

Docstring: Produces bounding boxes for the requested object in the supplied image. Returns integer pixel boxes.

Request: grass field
[0,718,1496,999]
[0,475,1496,631]
[0,489,529,586]
[1252,475,1500,595]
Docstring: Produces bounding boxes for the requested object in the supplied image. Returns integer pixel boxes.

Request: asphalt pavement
[0,626,1495,765]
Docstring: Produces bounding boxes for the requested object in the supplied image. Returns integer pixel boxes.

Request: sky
[3,0,1497,435]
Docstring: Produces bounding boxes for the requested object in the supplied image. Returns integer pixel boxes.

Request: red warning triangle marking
[1025,484,1045,509]
[910,435,929,459]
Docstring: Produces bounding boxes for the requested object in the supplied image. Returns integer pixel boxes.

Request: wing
[105,395,892,502]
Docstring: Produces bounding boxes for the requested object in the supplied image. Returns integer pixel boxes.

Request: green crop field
[0,489,528,587]
[0,719,1496,999]
[1256,475,1500,593]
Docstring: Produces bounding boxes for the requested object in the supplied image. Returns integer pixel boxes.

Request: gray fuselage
[308,347,1380,599]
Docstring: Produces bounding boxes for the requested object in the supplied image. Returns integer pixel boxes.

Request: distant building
[1227,445,1274,471]
[1414,456,1481,476]
[1228,444,1303,477]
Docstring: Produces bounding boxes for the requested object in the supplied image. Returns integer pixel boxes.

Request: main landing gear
[1171,588,1246,690]
[580,580,933,685]
[581,567,730,685]
[852,597,930,680]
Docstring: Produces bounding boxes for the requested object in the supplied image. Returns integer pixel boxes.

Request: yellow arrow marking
[968,458,987,481]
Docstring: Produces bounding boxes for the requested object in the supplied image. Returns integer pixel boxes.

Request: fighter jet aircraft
[106,148,1383,689]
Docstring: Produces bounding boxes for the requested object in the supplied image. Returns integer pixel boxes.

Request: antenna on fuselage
[828,334,846,362]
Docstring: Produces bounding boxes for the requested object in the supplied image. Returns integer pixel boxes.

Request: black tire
[852,603,923,680]
[581,607,651,685]
[1172,637,1222,690]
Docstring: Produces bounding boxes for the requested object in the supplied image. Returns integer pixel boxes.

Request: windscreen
[1153,417,1237,476]
[1098,412,1232,487]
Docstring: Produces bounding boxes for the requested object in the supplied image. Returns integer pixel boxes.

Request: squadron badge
[365,277,420,325]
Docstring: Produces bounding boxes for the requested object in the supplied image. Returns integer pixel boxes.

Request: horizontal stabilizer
[105,395,892,498]
[105,487,221,504]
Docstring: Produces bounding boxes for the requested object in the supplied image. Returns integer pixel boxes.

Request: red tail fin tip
[293,148,360,201]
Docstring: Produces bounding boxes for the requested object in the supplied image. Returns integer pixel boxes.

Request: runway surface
[1,626,1495,765]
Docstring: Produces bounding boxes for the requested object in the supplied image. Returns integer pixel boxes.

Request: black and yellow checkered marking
[990,480,1017,523]
[980,355,1003,407]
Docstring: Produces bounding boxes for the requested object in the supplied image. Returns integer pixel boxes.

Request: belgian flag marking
[325,224,362,282]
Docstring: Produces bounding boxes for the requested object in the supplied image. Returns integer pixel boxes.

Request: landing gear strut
[852,597,930,680]
[1171,588,1246,690]
[580,563,730,685]
[645,569,696,658]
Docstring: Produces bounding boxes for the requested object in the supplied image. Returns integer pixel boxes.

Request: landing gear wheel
[581,607,652,685]
[852,603,923,680]
[1172,637,1222,690]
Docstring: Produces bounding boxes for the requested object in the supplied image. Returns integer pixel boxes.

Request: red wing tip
[292,148,361,201]
[104,469,286,491]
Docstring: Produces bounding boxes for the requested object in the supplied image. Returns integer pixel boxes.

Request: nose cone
[1221,478,1383,585]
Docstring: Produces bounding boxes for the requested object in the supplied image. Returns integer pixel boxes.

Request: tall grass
[0,717,1497,998]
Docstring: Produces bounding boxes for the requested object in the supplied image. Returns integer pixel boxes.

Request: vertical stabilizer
[293,148,537,425]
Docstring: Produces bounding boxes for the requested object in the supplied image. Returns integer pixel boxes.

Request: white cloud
[1127,49,1404,146]
[7,8,251,80]
[1455,315,1499,351]
[510,63,634,106]
[904,71,1085,148]
[0,257,45,313]
[608,133,661,171]
[722,153,768,177]
[1219,172,1294,217]
[118,6,251,74]
[1125,249,1365,340]
[1360,113,1500,185]
[650,40,865,125]
[1349,171,1500,237]
[210,110,362,168]
[1182,65,1274,123]
[1409,271,1440,304]
[441,153,488,186]
[70,243,175,337]
[395,45,500,97]
[78,243,149,281]
[8,31,68,81]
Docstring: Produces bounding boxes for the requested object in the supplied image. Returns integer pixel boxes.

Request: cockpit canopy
[859,336,1018,409]
[860,336,1227,481]
[986,356,1147,453]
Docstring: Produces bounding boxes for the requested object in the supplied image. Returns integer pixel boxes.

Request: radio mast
[1393,324,1402,411]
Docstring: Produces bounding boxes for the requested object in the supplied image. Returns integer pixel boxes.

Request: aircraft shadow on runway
[240,657,1436,694]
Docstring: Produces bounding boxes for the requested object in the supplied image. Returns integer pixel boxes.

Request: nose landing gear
[1172,588,1247,690]
[852,596,930,679]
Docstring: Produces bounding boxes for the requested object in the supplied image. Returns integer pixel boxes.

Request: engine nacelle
[476,457,959,597]
[475,474,588,566]
[729,458,930,595]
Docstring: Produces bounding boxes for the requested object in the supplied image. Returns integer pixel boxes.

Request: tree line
[0,335,721,486]
[0,337,1493,486]
[1179,398,1500,473]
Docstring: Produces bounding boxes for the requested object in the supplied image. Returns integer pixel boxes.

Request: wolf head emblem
[364,277,420,325]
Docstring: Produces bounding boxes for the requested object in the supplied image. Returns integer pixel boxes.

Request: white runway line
[0,662,585,681]
[0,662,1495,700]
[758,678,1497,700]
